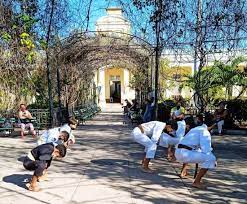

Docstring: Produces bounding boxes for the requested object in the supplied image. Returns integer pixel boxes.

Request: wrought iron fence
[0,103,97,129]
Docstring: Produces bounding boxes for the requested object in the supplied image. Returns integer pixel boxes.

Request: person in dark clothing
[23,143,66,191]
[123,99,132,114]
[130,99,139,111]
[125,99,132,108]
[143,98,154,122]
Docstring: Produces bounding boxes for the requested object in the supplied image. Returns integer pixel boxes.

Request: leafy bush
[226,99,247,122]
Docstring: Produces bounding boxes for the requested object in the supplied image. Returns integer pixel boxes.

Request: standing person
[23,143,67,191]
[143,98,155,122]
[175,124,216,189]
[131,120,178,173]
[122,99,132,114]
[18,104,36,139]
[130,99,139,112]
[171,101,185,121]
[214,102,228,135]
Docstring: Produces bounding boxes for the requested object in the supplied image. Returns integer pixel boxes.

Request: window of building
[110,75,120,81]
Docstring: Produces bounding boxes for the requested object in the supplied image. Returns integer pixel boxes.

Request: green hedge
[226,99,247,122]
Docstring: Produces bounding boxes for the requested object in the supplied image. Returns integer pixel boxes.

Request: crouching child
[23,143,67,191]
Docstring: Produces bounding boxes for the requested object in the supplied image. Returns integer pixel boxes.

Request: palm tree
[212,56,247,100]
[185,56,247,111]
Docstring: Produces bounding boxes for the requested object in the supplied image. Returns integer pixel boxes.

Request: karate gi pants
[23,157,47,177]
[131,127,157,159]
[175,148,216,169]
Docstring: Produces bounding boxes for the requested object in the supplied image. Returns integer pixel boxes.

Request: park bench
[15,117,40,136]
[93,104,101,113]
[0,117,15,135]
[30,118,40,135]
[91,104,101,114]
[73,110,85,124]
[73,104,100,124]
[129,109,143,125]
[0,117,40,136]
[84,104,98,116]
[80,108,92,122]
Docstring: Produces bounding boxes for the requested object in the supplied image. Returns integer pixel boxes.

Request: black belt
[178,144,193,151]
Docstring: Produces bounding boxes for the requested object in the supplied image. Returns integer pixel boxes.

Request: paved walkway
[0,104,246,204]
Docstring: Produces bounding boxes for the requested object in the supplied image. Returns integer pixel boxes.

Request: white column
[94,72,98,104]
[122,69,129,103]
[98,67,106,109]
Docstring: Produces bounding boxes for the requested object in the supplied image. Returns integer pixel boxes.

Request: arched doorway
[55,31,153,111]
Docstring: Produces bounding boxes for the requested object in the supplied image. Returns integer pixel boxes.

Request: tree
[0,1,39,110]
[0,0,69,116]
[189,0,247,111]
[185,57,247,107]
[211,57,247,100]
[131,0,186,118]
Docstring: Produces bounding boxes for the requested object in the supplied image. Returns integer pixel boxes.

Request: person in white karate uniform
[159,119,186,161]
[37,118,77,146]
[37,127,70,146]
[131,120,178,173]
[175,123,216,189]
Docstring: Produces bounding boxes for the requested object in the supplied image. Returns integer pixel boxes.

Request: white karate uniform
[159,120,186,148]
[131,121,166,159]
[37,127,60,145]
[60,124,75,144]
[175,125,216,169]
[37,124,75,146]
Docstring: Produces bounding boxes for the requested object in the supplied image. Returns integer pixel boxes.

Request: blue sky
[68,0,124,31]
[47,0,247,51]
[65,0,155,44]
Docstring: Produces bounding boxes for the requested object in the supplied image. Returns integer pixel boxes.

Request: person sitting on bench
[23,143,66,191]
[171,101,185,121]
[214,102,228,135]
[18,104,36,139]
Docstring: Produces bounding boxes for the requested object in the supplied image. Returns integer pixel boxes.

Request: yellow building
[94,8,135,108]
[94,7,246,108]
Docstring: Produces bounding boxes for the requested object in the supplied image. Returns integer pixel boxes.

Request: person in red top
[18,104,36,139]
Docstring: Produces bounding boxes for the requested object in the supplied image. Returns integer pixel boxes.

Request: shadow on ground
[0,111,246,203]
[3,174,31,189]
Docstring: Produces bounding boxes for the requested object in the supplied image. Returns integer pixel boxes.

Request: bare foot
[192,182,207,189]
[26,183,41,192]
[141,167,155,173]
[37,176,49,182]
[179,171,189,178]
[167,157,176,162]
[140,159,144,165]
[141,160,153,166]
